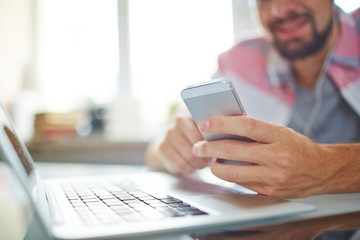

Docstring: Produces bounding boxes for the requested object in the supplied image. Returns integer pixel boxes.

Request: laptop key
[148,202,168,208]
[169,202,190,208]
[71,202,85,207]
[110,205,132,211]
[103,199,124,205]
[83,198,100,203]
[189,211,208,216]
[156,207,185,217]
[64,181,209,226]
[161,198,183,204]
[148,193,172,199]
[66,194,79,200]
[99,195,116,200]
[177,207,208,216]
[116,195,136,201]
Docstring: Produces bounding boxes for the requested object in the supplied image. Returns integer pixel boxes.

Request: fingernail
[193,142,201,156]
[198,120,209,131]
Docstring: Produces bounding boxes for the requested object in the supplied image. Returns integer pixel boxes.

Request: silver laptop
[0,103,315,240]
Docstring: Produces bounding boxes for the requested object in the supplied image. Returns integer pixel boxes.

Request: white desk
[1,162,359,240]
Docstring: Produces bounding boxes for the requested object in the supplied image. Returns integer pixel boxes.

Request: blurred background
[0,0,359,165]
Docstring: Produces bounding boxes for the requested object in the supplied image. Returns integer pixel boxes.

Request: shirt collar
[267,47,293,87]
[331,8,360,70]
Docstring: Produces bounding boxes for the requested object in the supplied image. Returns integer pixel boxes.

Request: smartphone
[181,78,253,165]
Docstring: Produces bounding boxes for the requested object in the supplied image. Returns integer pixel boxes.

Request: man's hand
[192,115,360,198]
[145,113,211,175]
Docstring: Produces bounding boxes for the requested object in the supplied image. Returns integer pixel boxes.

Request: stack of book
[32,112,87,142]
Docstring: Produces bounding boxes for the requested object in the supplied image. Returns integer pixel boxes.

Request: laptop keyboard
[61,181,208,226]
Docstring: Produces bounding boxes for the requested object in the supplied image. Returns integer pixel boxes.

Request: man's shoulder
[221,35,270,57]
[217,35,273,90]
[218,35,270,73]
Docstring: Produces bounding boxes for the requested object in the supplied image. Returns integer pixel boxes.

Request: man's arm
[192,115,360,198]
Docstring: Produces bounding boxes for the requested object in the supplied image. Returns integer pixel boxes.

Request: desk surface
[1,162,359,240]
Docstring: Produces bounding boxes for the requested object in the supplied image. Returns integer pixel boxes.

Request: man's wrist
[318,143,360,194]
[145,140,167,171]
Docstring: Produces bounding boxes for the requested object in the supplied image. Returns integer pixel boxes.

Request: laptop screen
[0,103,53,236]
[0,103,37,192]
[3,125,35,175]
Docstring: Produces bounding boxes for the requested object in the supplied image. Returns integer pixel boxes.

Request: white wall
[0,0,33,105]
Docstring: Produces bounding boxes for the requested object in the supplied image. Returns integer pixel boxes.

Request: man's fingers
[192,157,212,169]
[193,140,269,165]
[176,116,204,144]
[162,147,195,175]
[198,115,284,143]
[210,160,266,184]
[210,160,299,197]
[167,128,209,170]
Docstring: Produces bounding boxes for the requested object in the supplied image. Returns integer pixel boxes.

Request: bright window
[129,0,235,126]
[37,0,119,112]
[335,0,360,13]
[37,0,236,140]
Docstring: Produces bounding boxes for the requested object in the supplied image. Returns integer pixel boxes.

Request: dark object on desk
[88,106,106,133]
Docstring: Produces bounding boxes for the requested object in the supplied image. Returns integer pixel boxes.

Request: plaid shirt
[216,8,360,125]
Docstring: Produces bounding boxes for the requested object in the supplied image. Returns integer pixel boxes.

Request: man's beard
[269,12,333,60]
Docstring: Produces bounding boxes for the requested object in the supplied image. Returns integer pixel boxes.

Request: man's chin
[275,40,307,60]
[274,38,322,60]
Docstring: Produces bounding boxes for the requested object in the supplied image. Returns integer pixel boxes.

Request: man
[145,0,360,199]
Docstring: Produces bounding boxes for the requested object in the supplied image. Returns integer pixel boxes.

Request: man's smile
[271,14,311,39]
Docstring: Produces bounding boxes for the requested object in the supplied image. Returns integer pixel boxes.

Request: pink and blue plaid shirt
[216,8,360,126]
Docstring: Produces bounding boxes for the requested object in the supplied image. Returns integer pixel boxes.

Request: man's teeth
[277,18,305,32]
